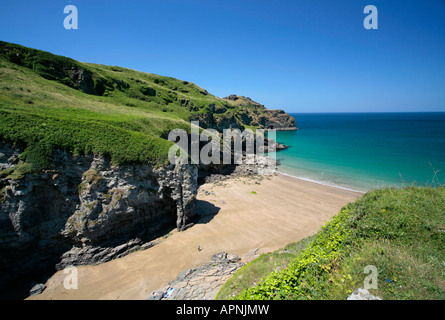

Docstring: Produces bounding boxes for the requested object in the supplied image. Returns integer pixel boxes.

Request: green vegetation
[217,236,315,299]
[217,186,445,300]
[0,41,284,174]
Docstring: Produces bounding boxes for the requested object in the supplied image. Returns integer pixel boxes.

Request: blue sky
[1,0,445,113]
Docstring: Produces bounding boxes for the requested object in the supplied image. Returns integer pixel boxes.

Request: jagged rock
[69,68,97,94]
[148,252,244,300]
[260,139,290,153]
[56,240,159,269]
[29,283,46,296]
[263,109,298,130]
[59,157,198,261]
[211,252,240,263]
[222,95,298,131]
[193,95,297,132]
[201,154,278,185]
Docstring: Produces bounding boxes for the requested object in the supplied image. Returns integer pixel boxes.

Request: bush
[140,86,156,96]
[20,141,54,171]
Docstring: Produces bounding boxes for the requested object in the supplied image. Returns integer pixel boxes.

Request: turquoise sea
[270,113,445,192]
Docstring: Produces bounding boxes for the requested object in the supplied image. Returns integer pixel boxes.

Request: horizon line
[285,111,445,114]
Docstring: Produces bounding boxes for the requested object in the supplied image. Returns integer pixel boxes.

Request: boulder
[29,283,46,296]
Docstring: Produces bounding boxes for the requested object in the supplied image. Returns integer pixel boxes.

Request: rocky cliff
[0,142,197,298]
[222,95,298,130]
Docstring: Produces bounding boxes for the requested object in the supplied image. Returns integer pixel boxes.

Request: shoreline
[28,173,363,300]
[275,170,367,194]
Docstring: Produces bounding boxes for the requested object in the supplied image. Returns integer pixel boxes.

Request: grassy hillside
[0,41,294,176]
[217,186,445,300]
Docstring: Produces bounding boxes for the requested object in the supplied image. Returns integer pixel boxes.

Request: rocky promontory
[222,95,298,131]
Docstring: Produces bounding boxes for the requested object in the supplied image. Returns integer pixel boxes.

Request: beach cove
[28,173,362,300]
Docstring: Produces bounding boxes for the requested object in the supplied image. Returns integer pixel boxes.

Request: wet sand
[28,173,363,300]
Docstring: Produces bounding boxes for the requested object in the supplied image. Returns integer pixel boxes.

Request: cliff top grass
[0,41,284,174]
[217,186,445,300]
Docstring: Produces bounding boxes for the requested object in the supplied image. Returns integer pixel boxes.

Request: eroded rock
[147,252,244,300]
[0,142,198,297]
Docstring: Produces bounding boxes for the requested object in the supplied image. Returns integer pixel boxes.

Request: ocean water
[269,113,445,192]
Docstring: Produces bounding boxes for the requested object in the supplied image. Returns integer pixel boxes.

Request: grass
[217,236,315,299]
[0,41,285,173]
[216,186,445,300]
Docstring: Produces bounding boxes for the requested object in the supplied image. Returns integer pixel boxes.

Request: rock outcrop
[222,95,298,131]
[191,95,297,132]
[0,142,198,298]
[147,252,244,300]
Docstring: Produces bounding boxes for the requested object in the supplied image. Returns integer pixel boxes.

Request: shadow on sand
[194,200,221,225]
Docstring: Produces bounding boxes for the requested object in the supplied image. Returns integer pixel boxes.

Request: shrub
[140,86,156,96]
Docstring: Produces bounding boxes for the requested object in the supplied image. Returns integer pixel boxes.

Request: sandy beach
[28,173,363,300]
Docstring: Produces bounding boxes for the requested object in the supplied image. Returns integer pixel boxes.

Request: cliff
[0,142,197,298]
[0,41,296,298]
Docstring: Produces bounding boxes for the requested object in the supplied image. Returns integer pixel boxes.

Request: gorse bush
[20,141,54,172]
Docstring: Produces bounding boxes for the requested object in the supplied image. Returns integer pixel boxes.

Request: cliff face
[0,142,197,296]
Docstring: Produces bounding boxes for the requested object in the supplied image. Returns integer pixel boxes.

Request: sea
[268,112,445,192]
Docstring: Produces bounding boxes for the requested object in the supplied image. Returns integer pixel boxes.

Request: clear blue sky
[1,0,445,113]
